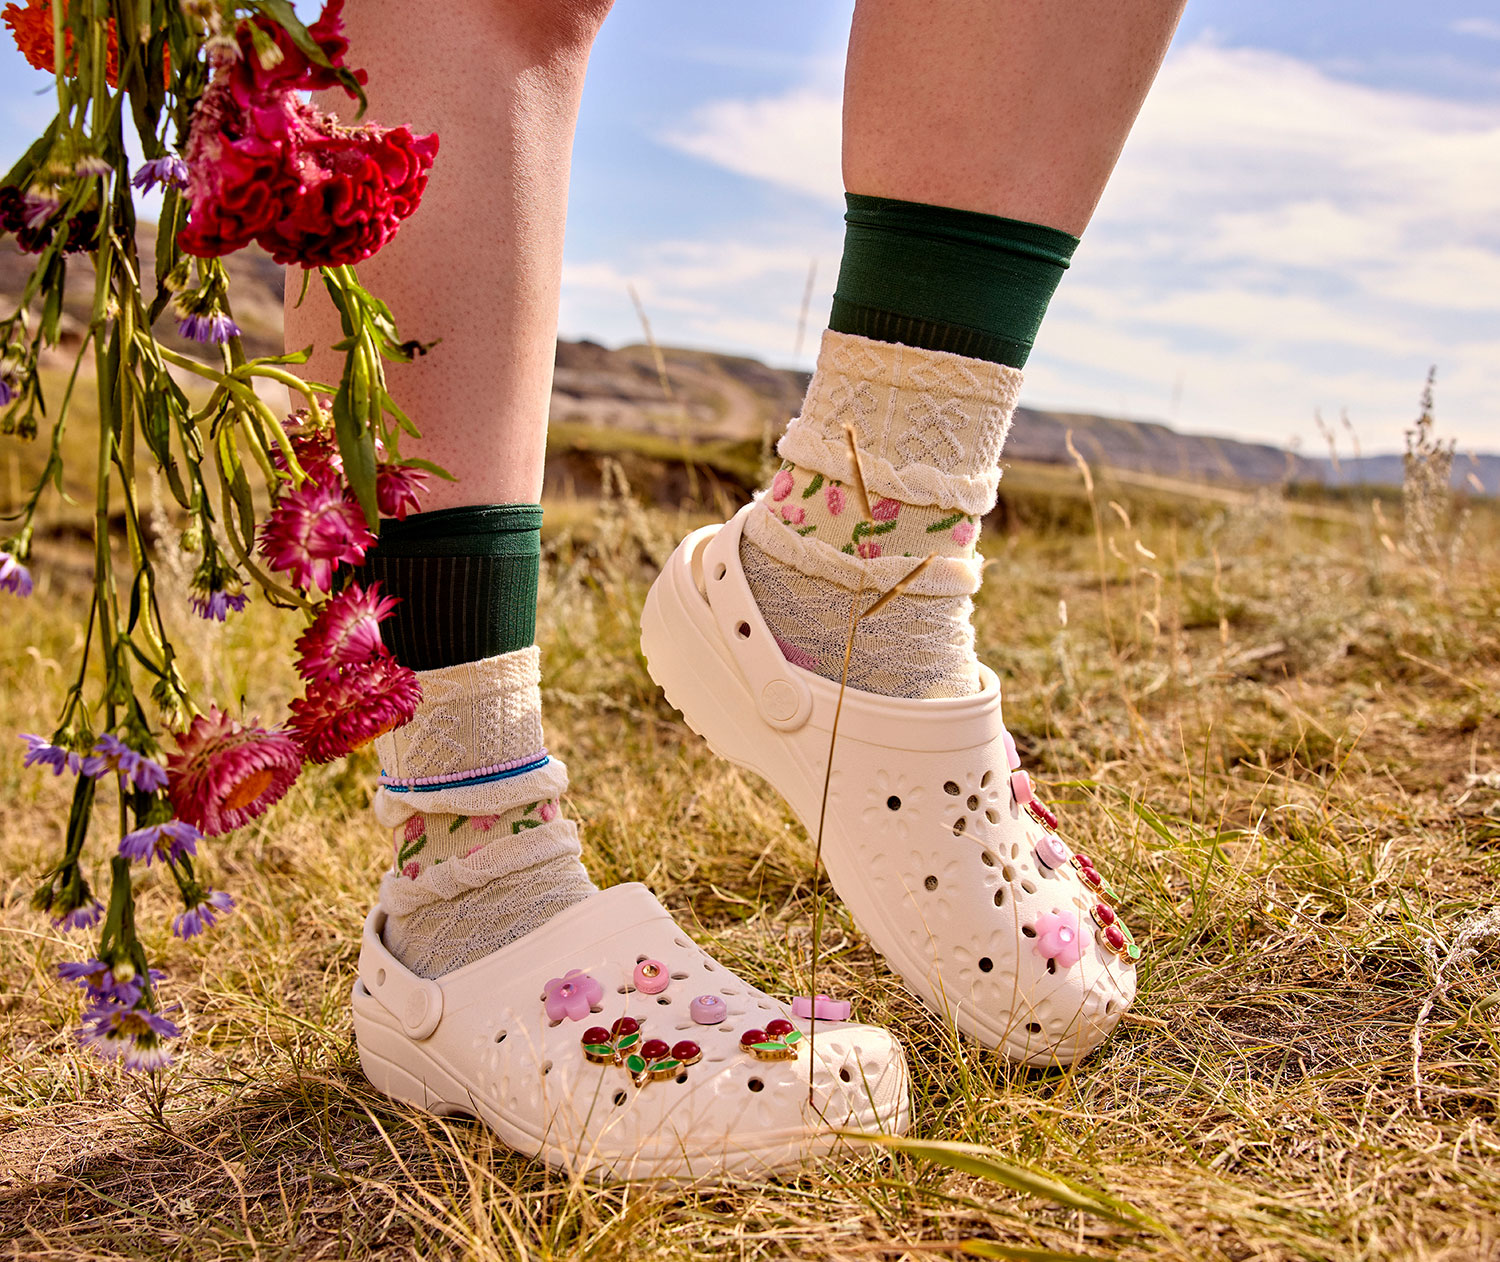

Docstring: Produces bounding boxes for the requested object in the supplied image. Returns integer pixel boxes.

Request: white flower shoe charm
[640,505,1138,1066]
[352,881,910,1182]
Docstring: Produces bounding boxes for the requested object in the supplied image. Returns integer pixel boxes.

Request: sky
[3,2,1498,454]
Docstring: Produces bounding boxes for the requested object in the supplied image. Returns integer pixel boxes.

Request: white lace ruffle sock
[372,646,597,978]
[742,330,1022,698]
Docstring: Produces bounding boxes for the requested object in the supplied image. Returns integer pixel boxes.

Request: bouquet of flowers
[0,0,440,1069]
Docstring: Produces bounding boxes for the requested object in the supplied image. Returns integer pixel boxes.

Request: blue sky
[3,3,1498,453]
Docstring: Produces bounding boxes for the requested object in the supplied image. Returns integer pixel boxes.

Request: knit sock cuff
[374,645,545,783]
[778,330,1021,517]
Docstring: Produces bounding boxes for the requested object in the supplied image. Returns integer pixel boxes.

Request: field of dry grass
[1,451,1498,1260]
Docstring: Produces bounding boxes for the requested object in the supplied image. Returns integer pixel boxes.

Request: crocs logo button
[634,959,669,995]
[761,680,798,722]
[405,991,429,1030]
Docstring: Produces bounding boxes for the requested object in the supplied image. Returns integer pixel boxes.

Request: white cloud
[608,40,1500,451]
[1451,17,1500,40]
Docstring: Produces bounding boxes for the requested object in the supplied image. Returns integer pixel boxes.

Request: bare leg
[843,0,1185,233]
[283,0,612,509]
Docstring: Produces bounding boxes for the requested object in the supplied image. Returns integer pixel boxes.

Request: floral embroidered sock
[373,645,597,979]
[742,329,1021,699]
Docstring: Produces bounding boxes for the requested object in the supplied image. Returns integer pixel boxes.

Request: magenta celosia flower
[288,655,420,764]
[0,550,32,596]
[177,1,438,269]
[21,733,79,776]
[294,582,399,683]
[259,474,374,593]
[376,461,426,520]
[173,889,235,940]
[119,820,201,867]
[166,707,303,837]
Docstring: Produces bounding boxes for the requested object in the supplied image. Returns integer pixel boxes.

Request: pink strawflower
[952,519,976,547]
[259,474,374,593]
[856,540,882,559]
[871,497,901,522]
[272,423,343,481]
[780,505,806,526]
[376,461,426,520]
[824,484,845,516]
[770,469,794,501]
[294,582,399,683]
[166,707,303,837]
[288,655,420,764]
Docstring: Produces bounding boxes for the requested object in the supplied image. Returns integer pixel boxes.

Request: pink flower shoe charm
[792,994,852,1022]
[543,969,602,1022]
[1031,911,1085,968]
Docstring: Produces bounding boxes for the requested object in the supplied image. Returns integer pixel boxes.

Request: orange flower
[4,0,124,87]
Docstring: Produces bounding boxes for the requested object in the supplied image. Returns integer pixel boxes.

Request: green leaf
[582,1043,613,1058]
[625,1054,646,1075]
[783,1029,802,1044]
[652,1058,680,1072]
[850,1136,1165,1232]
[752,1042,788,1053]
[802,472,824,498]
[616,1031,639,1051]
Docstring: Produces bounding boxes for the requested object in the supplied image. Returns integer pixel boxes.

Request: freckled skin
[285,0,1184,505]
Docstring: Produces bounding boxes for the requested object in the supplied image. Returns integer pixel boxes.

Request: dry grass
[2,459,1499,1261]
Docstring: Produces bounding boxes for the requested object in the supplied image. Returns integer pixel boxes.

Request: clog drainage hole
[747,1078,764,1092]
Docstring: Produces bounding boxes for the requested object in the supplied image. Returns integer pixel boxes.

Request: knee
[498,0,614,55]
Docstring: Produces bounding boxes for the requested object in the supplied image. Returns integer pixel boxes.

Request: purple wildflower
[78,1000,180,1069]
[0,376,15,406]
[178,312,240,345]
[53,898,104,932]
[57,959,144,1005]
[118,819,201,866]
[21,733,80,776]
[189,588,250,622]
[0,551,32,596]
[81,734,168,791]
[21,192,58,229]
[172,888,235,939]
[132,156,189,192]
[74,155,112,179]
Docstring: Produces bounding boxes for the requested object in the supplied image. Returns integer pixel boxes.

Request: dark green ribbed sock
[829,193,1079,369]
[350,503,541,670]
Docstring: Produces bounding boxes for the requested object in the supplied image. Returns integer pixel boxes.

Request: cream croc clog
[352,881,911,1182]
[639,505,1138,1066]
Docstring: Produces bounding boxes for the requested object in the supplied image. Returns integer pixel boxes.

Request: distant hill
[5,230,1494,496]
